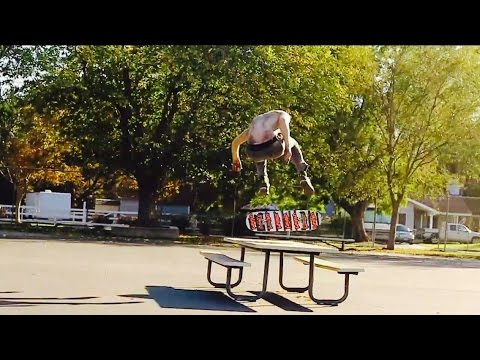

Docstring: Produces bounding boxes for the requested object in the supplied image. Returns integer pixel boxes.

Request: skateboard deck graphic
[246,210,321,232]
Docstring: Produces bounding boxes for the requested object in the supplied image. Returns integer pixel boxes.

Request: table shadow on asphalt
[145,286,256,313]
[248,291,313,312]
[1,296,97,300]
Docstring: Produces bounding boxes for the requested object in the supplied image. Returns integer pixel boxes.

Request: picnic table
[200,237,364,305]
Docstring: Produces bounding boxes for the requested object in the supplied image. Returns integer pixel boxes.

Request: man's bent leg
[255,160,270,195]
[289,138,315,196]
[247,143,282,196]
[246,138,284,196]
[289,137,309,172]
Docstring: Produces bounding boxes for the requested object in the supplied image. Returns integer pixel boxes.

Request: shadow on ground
[0,293,143,307]
[144,286,256,313]
[249,291,313,312]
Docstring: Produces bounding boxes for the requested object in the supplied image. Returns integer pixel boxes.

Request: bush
[198,221,211,236]
[222,214,253,237]
[91,215,113,224]
[116,216,139,226]
[170,216,190,231]
[327,216,353,237]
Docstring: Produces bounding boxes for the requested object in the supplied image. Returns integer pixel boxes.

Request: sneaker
[257,176,270,195]
[299,173,315,196]
[258,186,270,195]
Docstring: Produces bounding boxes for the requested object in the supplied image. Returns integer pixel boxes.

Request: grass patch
[341,242,480,260]
[0,221,106,235]
[175,234,226,245]
[388,248,480,260]
[2,222,480,259]
[421,243,480,251]
[0,223,226,245]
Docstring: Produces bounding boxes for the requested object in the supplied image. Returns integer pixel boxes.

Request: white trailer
[25,190,72,220]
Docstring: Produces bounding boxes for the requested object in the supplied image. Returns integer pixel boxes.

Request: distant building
[406,196,480,232]
[95,198,139,214]
[119,198,139,213]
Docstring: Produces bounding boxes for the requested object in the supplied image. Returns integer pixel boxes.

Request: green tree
[310,46,384,242]
[243,46,385,241]
[236,46,378,215]
[0,107,79,222]
[374,46,480,250]
[1,46,71,221]
[37,45,285,225]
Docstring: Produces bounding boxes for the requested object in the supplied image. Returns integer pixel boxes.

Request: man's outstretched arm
[231,128,249,172]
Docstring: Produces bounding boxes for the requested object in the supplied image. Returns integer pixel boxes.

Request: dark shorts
[246,134,285,162]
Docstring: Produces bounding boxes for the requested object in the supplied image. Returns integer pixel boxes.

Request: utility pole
[372,198,377,246]
[443,191,450,252]
[439,189,450,251]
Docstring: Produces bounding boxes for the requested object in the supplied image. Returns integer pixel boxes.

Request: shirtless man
[231,110,314,196]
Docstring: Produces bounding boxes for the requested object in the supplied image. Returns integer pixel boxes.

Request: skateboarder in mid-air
[231,110,315,196]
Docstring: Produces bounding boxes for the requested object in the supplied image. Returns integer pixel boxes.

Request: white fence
[0,203,137,228]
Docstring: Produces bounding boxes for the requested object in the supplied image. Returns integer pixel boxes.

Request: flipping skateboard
[245,210,322,232]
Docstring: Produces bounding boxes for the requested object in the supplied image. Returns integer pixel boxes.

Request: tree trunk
[339,199,369,242]
[386,198,402,250]
[136,171,161,226]
[14,180,27,224]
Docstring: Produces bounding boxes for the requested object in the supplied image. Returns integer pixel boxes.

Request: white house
[365,182,480,233]
[401,196,480,232]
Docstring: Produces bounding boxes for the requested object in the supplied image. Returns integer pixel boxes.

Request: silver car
[396,224,415,244]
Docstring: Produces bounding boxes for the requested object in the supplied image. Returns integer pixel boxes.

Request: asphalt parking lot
[1,238,479,314]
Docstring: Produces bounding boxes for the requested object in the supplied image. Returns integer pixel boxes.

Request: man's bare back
[247,110,289,144]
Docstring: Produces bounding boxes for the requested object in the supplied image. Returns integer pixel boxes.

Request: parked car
[438,223,480,244]
[395,224,415,244]
[416,223,480,244]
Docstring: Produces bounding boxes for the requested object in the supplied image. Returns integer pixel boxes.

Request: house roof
[408,199,439,214]
[464,198,480,216]
[411,196,480,216]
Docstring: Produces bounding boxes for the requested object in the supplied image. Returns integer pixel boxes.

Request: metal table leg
[307,253,356,306]
[278,251,308,293]
[226,250,271,302]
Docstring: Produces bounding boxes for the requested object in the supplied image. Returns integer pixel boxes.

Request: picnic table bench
[200,250,255,301]
[294,256,364,305]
